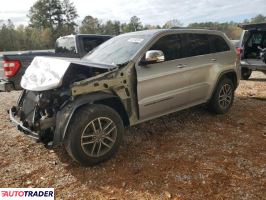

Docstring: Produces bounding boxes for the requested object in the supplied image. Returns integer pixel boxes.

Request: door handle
[211,58,217,61]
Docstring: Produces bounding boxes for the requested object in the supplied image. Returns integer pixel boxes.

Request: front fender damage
[53,61,139,145]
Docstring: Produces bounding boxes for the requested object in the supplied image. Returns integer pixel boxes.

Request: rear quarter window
[208,35,230,53]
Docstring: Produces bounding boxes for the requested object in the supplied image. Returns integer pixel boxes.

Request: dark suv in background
[238,23,266,79]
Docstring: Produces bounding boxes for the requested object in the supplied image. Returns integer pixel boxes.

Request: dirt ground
[0,72,265,200]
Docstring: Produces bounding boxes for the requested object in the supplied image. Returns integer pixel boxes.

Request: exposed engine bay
[9,56,132,147]
[11,89,68,145]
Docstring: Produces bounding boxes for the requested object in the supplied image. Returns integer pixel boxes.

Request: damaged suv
[10,29,240,165]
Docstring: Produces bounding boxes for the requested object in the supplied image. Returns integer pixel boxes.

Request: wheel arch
[223,70,238,90]
[53,92,129,145]
[216,70,238,89]
[209,70,238,102]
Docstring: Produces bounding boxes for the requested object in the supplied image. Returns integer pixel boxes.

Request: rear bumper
[0,80,14,92]
[9,108,40,140]
[241,60,266,71]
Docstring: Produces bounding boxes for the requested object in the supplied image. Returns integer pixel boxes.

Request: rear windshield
[55,37,77,54]
[81,37,109,53]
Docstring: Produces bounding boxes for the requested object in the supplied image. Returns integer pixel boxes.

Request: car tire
[208,78,234,114]
[64,104,124,166]
[241,68,252,80]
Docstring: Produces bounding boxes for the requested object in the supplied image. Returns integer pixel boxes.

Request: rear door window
[208,35,230,53]
[149,34,182,61]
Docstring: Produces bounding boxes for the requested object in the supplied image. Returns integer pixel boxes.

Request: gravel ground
[0,72,265,200]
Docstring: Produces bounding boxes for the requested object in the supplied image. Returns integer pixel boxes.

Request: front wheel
[208,78,234,114]
[64,104,124,166]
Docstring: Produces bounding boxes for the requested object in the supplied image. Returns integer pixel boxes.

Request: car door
[136,34,190,120]
[178,33,216,104]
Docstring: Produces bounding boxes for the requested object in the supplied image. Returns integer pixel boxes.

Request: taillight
[3,60,21,78]
[236,47,242,58]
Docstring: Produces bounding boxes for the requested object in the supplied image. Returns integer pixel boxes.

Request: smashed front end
[9,56,116,147]
[9,89,67,145]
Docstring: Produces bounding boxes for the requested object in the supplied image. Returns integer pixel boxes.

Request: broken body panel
[10,56,139,146]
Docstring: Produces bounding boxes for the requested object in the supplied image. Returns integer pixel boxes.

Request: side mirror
[140,50,165,65]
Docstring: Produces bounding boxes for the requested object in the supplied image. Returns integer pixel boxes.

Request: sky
[0,0,265,26]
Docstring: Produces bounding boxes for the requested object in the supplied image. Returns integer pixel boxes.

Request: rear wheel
[241,68,252,80]
[64,104,124,166]
[208,78,234,114]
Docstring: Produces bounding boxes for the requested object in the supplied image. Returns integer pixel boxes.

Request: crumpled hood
[21,56,116,91]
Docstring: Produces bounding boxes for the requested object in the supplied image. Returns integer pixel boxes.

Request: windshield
[55,36,77,54]
[83,34,151,65]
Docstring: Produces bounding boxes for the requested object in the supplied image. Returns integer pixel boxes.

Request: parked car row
[9,28,240,165]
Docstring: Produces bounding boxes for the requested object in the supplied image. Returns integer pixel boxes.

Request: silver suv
[10,29,240,165]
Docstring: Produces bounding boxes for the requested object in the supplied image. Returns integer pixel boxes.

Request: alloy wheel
[81,117,117,157]
[218,83,233,109]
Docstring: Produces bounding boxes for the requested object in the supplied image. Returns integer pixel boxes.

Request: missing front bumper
[9,108,40,140]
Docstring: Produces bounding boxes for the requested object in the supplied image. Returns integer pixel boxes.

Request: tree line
[0,0,266,51]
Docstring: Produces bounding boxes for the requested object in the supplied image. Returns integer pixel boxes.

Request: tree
[126,16,143,32]
[28,0,77,40]
[250,14,266,23]
[101,20,121,35]
[143,24,161,30]
[62,0,78,34]
[0,20,16,51]
[79,15,101,34]
[163,19,183,29]
[29,0,62,29]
